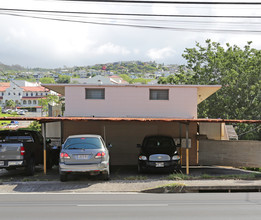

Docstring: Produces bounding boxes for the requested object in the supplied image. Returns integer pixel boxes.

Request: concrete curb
[142,185,261,193]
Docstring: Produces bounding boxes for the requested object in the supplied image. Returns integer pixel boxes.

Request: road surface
[0,192,261,219]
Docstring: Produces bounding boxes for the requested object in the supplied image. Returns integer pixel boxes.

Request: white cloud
[147,47,175,60]
[96,43,130,55]
[1,0,261,68]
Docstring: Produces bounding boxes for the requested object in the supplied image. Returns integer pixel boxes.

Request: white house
[0,80,52,112]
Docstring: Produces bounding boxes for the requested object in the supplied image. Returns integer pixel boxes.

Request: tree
[174,40,261,140]
[5,100,16,109]
[40,77,55,84]
[38,94,60,115]
[56,75,70,83]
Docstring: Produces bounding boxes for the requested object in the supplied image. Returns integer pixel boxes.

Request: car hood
[141,147,177,156]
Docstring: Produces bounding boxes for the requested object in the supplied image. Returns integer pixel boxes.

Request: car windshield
[143,136,176,150]
[63,137,103,149]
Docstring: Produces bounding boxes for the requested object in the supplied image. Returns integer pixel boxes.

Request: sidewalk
[1,166,261,193]
[1,179,261,193]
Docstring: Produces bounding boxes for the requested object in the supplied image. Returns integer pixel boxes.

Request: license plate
[76,155,90,160]
[0,161,4,166]
[155,162,164,167]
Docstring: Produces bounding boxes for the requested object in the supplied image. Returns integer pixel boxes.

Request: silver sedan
[59,134,110,182]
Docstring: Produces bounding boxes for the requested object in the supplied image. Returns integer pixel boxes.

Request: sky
[0,0,261,68]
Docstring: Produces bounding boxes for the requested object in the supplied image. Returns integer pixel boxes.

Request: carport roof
[0,116,260,124]
[42,84,222,104]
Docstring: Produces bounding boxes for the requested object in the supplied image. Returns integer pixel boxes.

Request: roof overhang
[0,116,259,124]
[43,84,221,104]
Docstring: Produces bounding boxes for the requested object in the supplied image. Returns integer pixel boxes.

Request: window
[149,89,169,100]
[31,93,33,96]
[33,100,37,104]
[23,100,27,104]
[26,93,28,96]
[85,88,105,99]
[28,100,32,104]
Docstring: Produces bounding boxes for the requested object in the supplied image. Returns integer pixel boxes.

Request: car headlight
[172,155,180,160]
[139,155,147,160]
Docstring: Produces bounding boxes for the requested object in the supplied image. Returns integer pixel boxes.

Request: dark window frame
[149,89,169,100]
[85,88,105,100]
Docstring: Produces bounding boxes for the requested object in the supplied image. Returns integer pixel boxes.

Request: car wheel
[25,157,35,176]
[101,169,110,181]
[60,172,67,182]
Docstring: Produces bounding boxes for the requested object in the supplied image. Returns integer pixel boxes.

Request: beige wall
[199,140,261,167]
[62,121,198,166]
[199,122,228,140]
[64,86,198,118]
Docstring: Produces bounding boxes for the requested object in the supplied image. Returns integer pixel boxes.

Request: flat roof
[0,116,260,124]
[42,84,222,104]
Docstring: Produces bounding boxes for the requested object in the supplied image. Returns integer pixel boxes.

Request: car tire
[101,170,110,181]
[60,172,67,182]
[25,157,35,176]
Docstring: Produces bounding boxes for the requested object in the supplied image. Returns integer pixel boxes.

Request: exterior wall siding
[64,86,198,118]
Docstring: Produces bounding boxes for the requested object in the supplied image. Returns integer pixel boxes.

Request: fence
[199,140,261,167]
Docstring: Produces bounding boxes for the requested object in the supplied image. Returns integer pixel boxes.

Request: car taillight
[20,146,25,156]
[60,152,70,159]
[95,152,105,159]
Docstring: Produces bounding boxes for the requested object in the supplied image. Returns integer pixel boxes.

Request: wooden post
[43,123,47,175]
[179,123,182,166]
[186,148,189,175]
[186,123,189,175]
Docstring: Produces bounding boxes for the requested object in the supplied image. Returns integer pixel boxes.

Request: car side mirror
[108,143,112,148]
[137,144,141,148]
[46,138,51,144]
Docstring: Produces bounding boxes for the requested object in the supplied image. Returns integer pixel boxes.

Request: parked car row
[0,131,181,182]
[0,130,55,175]
[2,109,27,115]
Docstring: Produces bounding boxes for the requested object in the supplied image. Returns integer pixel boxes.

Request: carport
[0,116,260,175]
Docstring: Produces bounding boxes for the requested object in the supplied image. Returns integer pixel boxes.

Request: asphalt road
[1,193,261,220]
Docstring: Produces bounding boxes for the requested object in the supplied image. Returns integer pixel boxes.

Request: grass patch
[161,183,186,188]
[240,167,261,172]
[124,176,148,181]
[167,173,194,180]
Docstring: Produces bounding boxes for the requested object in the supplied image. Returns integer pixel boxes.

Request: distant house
[71,75,128,85]
[0,80,53,112]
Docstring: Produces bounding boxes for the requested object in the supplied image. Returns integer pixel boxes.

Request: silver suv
[59,134,111,182]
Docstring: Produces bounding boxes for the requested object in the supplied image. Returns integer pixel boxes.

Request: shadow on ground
[1,165,260,182]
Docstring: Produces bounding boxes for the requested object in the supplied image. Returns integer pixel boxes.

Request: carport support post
[179,123,182,166]
[43,122,47,175]
[186,123,189,175]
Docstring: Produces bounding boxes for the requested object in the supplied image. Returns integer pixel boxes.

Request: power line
[57,0,261,5]
[2,11,261,33]
[1,8,261,19]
